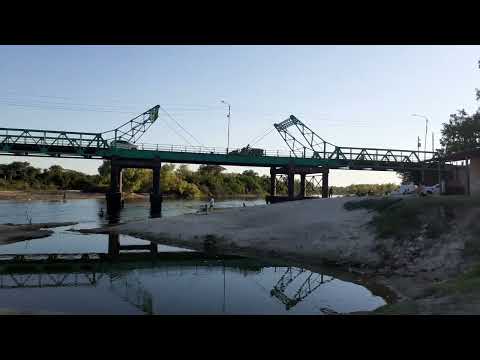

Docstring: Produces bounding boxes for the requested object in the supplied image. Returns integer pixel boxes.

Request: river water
[0,197,387,315]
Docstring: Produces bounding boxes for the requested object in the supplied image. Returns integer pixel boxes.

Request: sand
[85,197,381,267]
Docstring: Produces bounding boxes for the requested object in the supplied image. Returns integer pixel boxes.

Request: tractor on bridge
[229,144,265,156]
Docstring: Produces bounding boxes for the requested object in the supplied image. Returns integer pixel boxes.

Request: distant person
[329,187,333,198]
[209,197,215,209]
[243,202,246,207]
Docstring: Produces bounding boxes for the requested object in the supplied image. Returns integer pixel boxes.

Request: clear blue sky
[1,45,479,186]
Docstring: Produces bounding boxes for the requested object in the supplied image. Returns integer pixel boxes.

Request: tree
[440,110,480,153]
[477,59,480,101]
[176,164,193,181]
[439,59,480,154]
[242,170,257,177]
[198,165,226,174]
[98,161,111,179]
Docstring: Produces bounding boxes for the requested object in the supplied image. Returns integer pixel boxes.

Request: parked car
[110,139,137,150]
[389,183,417,196]
[420,184,440,196]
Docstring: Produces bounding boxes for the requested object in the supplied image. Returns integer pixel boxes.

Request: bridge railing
[138,143,294,157]
[0,126,439,164]
[137,143,438,163]
[0,128,109,151]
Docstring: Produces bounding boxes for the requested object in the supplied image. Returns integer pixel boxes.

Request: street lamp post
[412,114,429,161]
[221,100,231,153]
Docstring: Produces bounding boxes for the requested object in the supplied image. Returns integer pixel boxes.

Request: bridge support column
[150,163,163,217]
[466,156,471,196]
[106,163,123,215]
[108,233,120,257]
[322,169,329,198]
[287,167,295,200]
[270,167,277,196]
[299,173,306,198]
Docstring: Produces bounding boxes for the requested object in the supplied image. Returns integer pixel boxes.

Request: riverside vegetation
[0,161,398,199]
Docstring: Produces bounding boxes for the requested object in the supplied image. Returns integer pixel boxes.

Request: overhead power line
[0,91,226,111]
[248,127,276,147]
[251,128,276,146]
[159,105,204,146]
[0,101,138,114]
[157,115,194,146]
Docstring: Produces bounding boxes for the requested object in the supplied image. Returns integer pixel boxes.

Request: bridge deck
[0,127,446,171]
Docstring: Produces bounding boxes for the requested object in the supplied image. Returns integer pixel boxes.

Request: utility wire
[246,126,273,145]
[0,101,138,114]
[157,115,194,146]
[250,128,276,147]
[0,97,141,111]
[0,91,226,111]
[0,100,227,118]
[159,105,204,146]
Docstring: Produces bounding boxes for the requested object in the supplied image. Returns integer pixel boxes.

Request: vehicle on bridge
[229,145,264,156]
[110,140,137,150]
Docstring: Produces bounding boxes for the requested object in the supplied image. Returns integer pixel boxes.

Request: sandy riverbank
[0,190,105,201]
[84,197,381,267]
[0,222,78,244]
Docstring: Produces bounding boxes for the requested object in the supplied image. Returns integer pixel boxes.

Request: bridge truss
[0,110,450,172]
[270,267,335,310]
[274,115,445,170]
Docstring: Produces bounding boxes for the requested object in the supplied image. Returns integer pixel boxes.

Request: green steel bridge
[0,124,443,172]
[0,105,450,211]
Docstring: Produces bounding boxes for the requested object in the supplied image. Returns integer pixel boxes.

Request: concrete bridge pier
[299,173,306,199]
[321,169,329,198]
[266,166,329,203]
[106,164,123,215]
[108,233,120,257]
[269,167,277,196]
[150,163,163,217]
[287,166,295,200]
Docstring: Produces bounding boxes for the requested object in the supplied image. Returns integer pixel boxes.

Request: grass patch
[343,198,402,212]
[373,300,421,315]
[344,195,480,241]
[429,264,480,297]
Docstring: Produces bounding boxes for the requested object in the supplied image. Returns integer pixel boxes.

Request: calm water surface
[0,198,387,314]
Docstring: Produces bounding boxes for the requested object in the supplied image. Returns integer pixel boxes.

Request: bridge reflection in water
[0,237,374,314]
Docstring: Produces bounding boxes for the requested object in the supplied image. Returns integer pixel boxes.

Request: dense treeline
[0,161,297,198]
[0,161,102,191]
[96,163,323,198]
[331,183,399,197]
[0,161,400,198]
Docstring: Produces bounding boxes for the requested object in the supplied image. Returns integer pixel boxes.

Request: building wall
[470,156,480,195]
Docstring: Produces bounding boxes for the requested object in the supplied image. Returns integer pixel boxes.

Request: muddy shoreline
[0,222,78,245]
[0,190,105,201]
[0,190,265,202]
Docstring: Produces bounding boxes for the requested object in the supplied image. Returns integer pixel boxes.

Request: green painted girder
[0,127,446,171]
[99,148,337,168]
